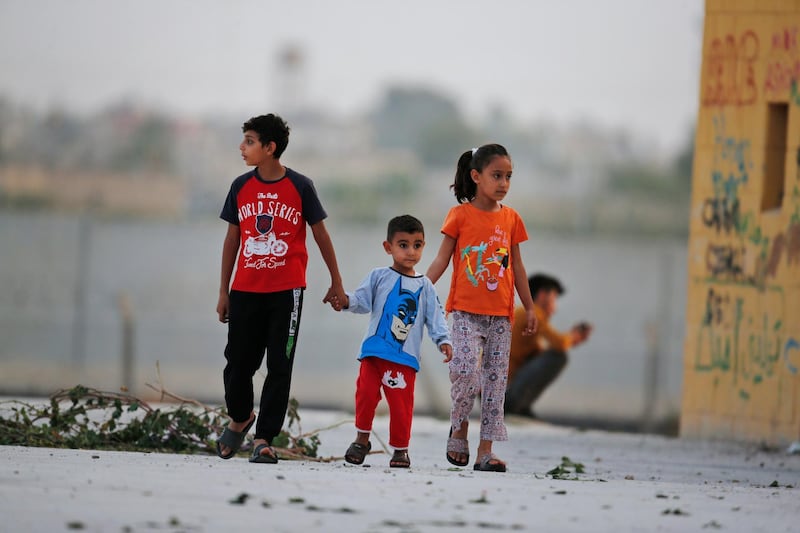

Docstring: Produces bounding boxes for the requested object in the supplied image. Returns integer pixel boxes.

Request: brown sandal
[390,449,411,468]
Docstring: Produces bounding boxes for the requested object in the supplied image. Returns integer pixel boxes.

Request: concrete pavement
[1,409,799,532]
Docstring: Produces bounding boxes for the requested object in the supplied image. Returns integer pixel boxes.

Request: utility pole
[118,291,135,393]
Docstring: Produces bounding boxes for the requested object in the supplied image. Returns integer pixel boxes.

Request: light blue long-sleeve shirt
[345,267,451,371]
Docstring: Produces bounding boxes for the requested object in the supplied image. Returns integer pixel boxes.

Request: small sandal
[389,449,411,468]
[446,427,469,467]
[249,443,278,464]
[344,441,371,465]
[473,453,507,472]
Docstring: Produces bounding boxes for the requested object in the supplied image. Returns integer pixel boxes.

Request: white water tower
[272,44,306,116]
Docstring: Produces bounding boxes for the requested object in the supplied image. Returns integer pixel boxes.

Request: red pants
[355,357,416,449]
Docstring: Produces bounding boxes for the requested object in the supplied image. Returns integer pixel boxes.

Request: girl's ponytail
[451,150,477,204]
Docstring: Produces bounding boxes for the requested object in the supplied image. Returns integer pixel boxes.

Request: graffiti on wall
[694,287,797,400]
[703,30,760,106]
[704,26,800,105]
[699,115,800,286]
[702,197,740,235]
[692,112,799,402]
[786,338,800,375]
[687,18,800,439]
[765,27,800,97]
[703,212,800,286]
[705,244,746,281]
[700,116,751,235]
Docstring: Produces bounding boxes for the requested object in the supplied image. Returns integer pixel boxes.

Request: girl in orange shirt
[427,144,537,472]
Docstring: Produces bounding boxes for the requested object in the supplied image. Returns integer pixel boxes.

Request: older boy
[216,113,345,463]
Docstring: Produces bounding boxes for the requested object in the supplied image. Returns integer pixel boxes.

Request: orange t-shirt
[441,203,528,318]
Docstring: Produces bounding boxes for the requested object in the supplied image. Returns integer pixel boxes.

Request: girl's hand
[522,308,538,335]
[440,343,453,363]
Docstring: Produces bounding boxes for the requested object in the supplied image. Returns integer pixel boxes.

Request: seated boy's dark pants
[505,349,567,415]
[223,288,303,443]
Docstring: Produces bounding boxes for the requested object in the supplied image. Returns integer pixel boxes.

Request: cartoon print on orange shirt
[459,225,511,291]
[461,242,489,286]
[485,247,509,278]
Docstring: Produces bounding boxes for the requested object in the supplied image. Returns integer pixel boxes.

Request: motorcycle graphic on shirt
[242,213,288,258]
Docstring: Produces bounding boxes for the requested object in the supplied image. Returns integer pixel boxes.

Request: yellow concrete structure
[681,0,800,445]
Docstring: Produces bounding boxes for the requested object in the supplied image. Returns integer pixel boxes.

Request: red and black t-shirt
[220,167,327,293]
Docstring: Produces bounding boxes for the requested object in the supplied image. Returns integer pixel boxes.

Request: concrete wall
[681,0,800,445]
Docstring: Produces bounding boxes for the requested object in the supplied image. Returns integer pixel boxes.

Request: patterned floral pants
[449,310,511,442]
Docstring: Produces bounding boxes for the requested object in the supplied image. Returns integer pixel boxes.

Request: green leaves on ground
[0,384,323,458]
[547,456,586,480]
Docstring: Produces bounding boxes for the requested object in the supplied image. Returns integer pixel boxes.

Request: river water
[0,211,688,422]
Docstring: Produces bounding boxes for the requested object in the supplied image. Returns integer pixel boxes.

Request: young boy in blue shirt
[329,215,452,468]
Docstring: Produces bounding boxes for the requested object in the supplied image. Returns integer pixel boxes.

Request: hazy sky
[0,0,704,154]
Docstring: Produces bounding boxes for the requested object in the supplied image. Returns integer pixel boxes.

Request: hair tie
[471,147,478,156]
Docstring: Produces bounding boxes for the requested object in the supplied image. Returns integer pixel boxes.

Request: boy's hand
[322,283,347,312]
[440,343,453,363]
[522,308,538,336]
[216,293,230,323]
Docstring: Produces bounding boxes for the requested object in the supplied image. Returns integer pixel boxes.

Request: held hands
[522,308,538,336]
[440,343,453,363]
[325,292,348,311]
[323,284,347,312]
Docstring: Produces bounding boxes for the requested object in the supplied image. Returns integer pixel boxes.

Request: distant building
[0,165,186,217]
[681,0,800,445]
[0,103,187,217]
